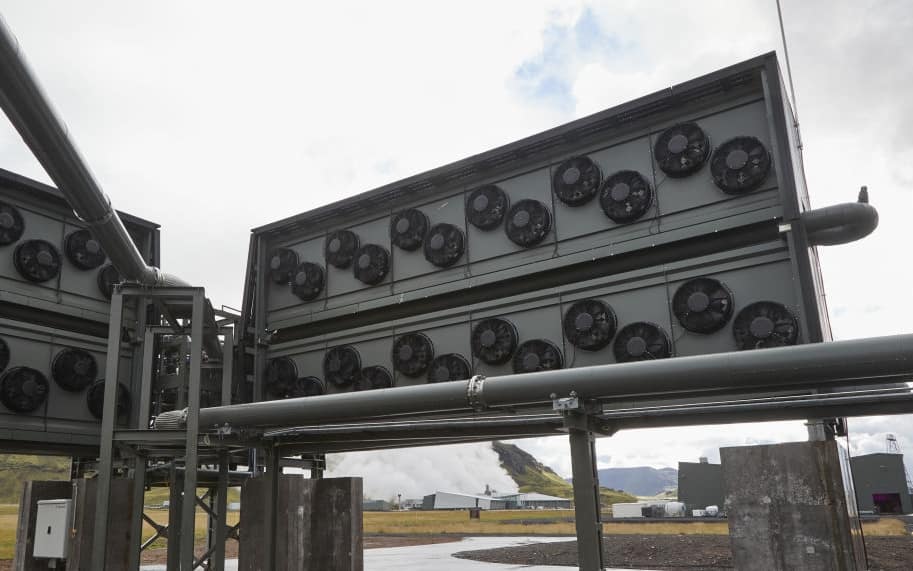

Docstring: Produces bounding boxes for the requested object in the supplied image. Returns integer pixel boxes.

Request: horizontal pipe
[800,187,879,246]
[193,334,913,429]
[0,16,186,288]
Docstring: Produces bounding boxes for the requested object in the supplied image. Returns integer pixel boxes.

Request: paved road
[142,536,651,570]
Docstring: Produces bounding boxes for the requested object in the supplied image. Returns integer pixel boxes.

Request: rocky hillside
[0,454,70,503]
[492,441,636,507]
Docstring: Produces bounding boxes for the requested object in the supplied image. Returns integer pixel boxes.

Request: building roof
[435,491,506,502]
[498,492,569,502]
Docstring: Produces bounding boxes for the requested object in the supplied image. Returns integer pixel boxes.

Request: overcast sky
[1,1,910,494]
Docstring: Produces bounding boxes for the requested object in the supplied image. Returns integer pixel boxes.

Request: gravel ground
[454,534,913,570]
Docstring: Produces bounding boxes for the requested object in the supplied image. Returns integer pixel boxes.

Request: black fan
[268,248,299,285]
[97,264,121,299]
[390,208,429,251]
[14,239,61,283]
[0,337,9,372]
[392,332,434,377]
[86,379,131,419]
[0,202,25,246]
[467,185,509,230]
[325,229,360,268]
[512,339,563,374]
[562,299,617,351]
[353,244,390,285]
[52,347,98,391]
[65,229,106,270]
[323,345,362,386]
[613,322,672,362]
[552,156,602,206]
[504,199,552,247]
[672,278,734,334]
[265,357,298,389]
[427,354,471,383]
[598,171,653,223]
[0,367,49,413]
[423,223,465,268]
[710,136,772,194]
[354,366,394,391]
[283,377,326,399]
[290,262,325,301]
[470,318,518,365]
[732,301,799,350]
[654,122,711,178]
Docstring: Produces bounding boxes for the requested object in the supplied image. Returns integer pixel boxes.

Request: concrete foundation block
[721,440,866,571]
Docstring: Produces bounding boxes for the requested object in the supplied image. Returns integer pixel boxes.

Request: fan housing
[352,244,390,285]
[423,223,465,268]
[562,299,617,351]
[427,354,471,383]
[268,248,299,285]
[672,278,734,334]
[512,339,563,374]
[0,202,25,246]
[392,332,434,377]
[467,185,509,230]
[613,322,672,362]
[391,209,429,251]
[354,366,394,391]
[599,171,653,223]
[732,301,799,350]
[654,122,711,178]
[323,346,362,386]
[86,379,131,419]
[97,265,121,299]
[14,239,61,283]
[552,156,602,206]
[65,229,107,270]
[470,318,518,365]
[0,366,49,413]
[710,136,772,194]
[52,347,98,391]
[504,200,552,247]
[291,262,325,301]
[325,230,360,268]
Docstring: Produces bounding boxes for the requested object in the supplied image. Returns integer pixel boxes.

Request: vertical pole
[212,451,230,571]
[91,289,125,570]
[137,329,157,429]
[220,326,234,406]
[181,290,206,570]
[569,421,605,571]
[262,446,280,571]
[127,457,148,570]
[167,468,185,571]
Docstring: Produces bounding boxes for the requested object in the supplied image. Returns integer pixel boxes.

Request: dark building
[850,453,913,514]
[678,459,724,512]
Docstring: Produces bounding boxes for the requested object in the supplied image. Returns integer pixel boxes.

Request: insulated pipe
[190,334,913,429]
[0,16,186,287]
[801,187,879,246]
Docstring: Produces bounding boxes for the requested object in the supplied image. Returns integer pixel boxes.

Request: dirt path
[454,534,913,570]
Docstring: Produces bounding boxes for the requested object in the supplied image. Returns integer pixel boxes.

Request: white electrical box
[33,499,72,559]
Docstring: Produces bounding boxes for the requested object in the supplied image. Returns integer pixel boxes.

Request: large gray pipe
[0,16,186,287]
[189,334,913,429]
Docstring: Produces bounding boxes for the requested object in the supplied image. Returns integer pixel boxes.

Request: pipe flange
[466,374,487,412]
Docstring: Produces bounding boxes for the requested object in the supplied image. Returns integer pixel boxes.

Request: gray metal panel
[850,453,913,514]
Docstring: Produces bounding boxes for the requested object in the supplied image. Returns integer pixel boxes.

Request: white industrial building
[421,491,570,510]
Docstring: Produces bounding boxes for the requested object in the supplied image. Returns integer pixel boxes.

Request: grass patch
[862,518,908,536]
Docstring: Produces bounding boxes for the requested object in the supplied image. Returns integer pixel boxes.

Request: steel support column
[212,451,230,571]
[167,468,185,570]
[567,414,605,571]
[180,290,206,570]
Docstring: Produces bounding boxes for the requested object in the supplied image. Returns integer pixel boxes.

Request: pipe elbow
[800,188,879,246]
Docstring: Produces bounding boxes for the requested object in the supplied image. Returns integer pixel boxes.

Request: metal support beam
[128,457,148,570]
[167,468,184,570]
[180,290,206,570]
[213,452,230,571]
[90,289,124,570]
[566,413,605,571]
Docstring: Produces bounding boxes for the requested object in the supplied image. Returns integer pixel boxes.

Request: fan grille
[467,185,509,230]
[732,301,799,349]
[265,357,298,392]
[323,346,362,386]
[710,136,772,194]
[52,347,98,391]
[0,367,49,413]
[325,230,360,268]
[97,264,121,299]
[14,239,61,283]
[504,199,552,247]
[353,244,390,285]
[672,278,734,334]
[86,379,131,419]
[563,299,617,351]
[471,318,518,365]
[354,366,394,391]
[391,208,429,251]
[284,377,326,399]
[268,248,299,285]
[65,229,107,270]
[291,262,325,301]
[512,339,564,373]
[392,332,434,377]
[613,322,672,362]
[599,171,653,223]
[423,223,465,268]
[552,156,602,206]
[0,202,25,246]
[427,354,471,383]
[654,122,711,178]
